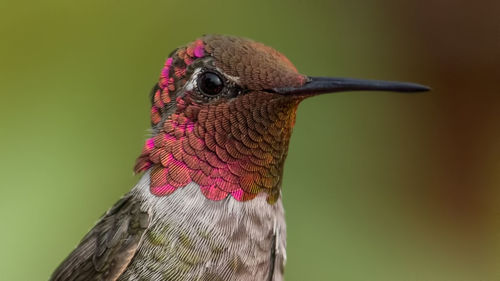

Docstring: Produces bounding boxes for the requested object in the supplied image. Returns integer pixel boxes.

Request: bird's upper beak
[273,76,430,96]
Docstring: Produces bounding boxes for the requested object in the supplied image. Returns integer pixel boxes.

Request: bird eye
[198,71,224,96]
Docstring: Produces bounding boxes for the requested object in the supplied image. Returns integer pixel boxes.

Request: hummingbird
[50,35,428,281]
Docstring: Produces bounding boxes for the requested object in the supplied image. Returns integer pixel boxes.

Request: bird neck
[135,92,300,204]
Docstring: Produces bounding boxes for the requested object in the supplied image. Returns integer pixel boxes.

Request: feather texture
[50,195,150,281]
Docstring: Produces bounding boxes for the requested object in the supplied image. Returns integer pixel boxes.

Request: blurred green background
[1,0,499,280]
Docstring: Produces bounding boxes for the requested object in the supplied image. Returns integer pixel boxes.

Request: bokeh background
[1,0,499,280]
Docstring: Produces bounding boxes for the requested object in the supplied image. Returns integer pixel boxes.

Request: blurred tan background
[0,0,499,280]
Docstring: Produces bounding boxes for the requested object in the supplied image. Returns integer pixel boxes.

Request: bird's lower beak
[273,76,430,96]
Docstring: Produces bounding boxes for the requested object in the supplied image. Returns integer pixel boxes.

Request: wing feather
[50,194,150,281]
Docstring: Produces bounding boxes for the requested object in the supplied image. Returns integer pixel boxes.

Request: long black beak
[273,76,430,96]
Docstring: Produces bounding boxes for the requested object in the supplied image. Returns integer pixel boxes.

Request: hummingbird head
[135,35,428,203]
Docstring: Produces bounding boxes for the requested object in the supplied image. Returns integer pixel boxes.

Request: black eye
[198,71,224,96]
